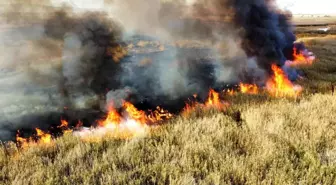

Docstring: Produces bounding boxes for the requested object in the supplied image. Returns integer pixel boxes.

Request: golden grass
[1,93,336,184]
[1,33,336,185]
[296,35,336,94]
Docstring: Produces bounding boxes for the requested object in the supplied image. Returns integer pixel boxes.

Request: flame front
[35,128,52,144]
[288,47,316,66]
[205,89,221,108]
[99,108,121,128]
[266,64,302,97]
[59,119,69,128]
[78,102,173,139]
[239,83,258,94]
[16,133,29,148]
[16,101,174,147]
[183,89,227,117]
[123,102,147,124]
[16,128,52,147]
[148,106,173,122]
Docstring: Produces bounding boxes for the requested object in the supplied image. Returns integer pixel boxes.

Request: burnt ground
[0,28,238,141]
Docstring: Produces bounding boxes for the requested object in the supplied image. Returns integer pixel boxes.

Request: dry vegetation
[1,35,336,184]
[298,35,336,93]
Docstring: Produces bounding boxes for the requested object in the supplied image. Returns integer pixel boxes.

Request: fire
[16,133,29,148]
[16,128,52,147]
[83,106,145,139]
[239,83,258,94]
[16,101,174,147]
[225,89,235,96]
[205,89,222,109]
[59,119,73,134]
[182,101,198,117]
[35,128,52,144]
[59,119,69,128]
[99,108,121,128]
[148,106,173,122]
[123,101,147,124]
[183,89,227,116]
[78,101,173,139]
[266,64,302,97]
[288,47,316,66]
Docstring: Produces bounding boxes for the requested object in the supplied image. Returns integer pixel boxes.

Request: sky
[54,0,336,15]
[277,0,336,14]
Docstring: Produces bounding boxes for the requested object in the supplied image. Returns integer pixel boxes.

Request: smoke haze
[0,0,299,140]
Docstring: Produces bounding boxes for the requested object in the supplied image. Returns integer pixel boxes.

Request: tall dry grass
[1,93,335,184]
[1,31,336,185]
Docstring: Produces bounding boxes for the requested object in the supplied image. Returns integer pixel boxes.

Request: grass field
[1,34,336,184]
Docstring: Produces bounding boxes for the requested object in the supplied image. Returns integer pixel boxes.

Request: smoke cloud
[0,0,300,141]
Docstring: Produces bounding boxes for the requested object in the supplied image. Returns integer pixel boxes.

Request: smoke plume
[0,0,302,141]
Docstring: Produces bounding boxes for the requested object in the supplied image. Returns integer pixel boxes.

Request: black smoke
[231,0,296,74]
[0,0,304,141]
[42,10,124,109]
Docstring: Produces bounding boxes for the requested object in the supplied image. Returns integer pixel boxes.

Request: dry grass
[1,93,336,185]
[297,35,336,93]
[1,33,336,185]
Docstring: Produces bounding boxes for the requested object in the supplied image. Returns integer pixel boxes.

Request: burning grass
[296,35,336,94]
[14,89,227,147]
[1,93,336,184]
[1,18,336,185]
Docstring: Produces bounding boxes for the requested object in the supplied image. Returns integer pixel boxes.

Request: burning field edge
[1,0,336,184]
[2,34,336,184]
[1,92,336,184]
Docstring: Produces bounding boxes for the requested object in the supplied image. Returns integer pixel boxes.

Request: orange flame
[123,101,147,124]
[99,108,121,128]
[16,133,29,148]
[59,119,69,128]
[16,101,175,146]
[148,106,173,122]
[205,89,222,108]
[239,83,258,94]
[289,47,315,66]
[35,128,52,144]
[183,89,227,116]
[225,89,235,96]
[182,101,198,117]
[81,101,174,139]
[266,64,302,97]
[16,128,52,147]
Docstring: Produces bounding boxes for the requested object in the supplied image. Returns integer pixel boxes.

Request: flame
[183,89,227,116]
[83,104,148,139]
[35,128,52,144]
[148,106,173,122]
[16,128,52,147]
[239,83,258,94]
[205,89,222,108]
[288,47,315,66]
[59,119,69,128]
[266,64,302,97]
[225,89,235,96]
[78,101,173,139]
[16,101,174,147]
[182,101,198,117]
[16,133,29,148]
[123,101,147,124]
[58,119,73,134]
[99,108,121,128]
